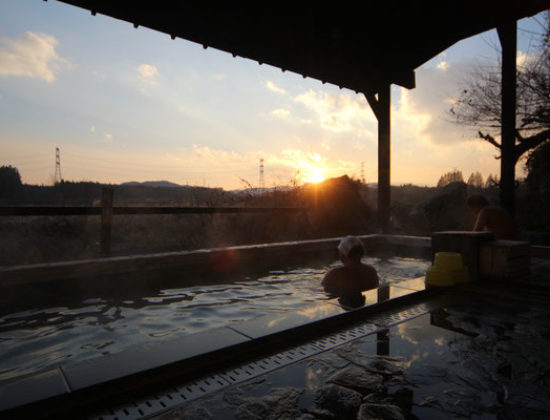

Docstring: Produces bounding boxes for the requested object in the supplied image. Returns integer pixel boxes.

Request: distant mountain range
[118,180,382,190]
[120,180,183,188]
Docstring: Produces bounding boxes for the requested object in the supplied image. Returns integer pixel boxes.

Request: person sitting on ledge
[467,194,518,240]
[322,236,379,301]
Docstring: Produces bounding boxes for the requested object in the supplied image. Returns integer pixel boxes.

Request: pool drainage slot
[86,304,429,420]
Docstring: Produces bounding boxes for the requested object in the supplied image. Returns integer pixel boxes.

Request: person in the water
[322,236,379,306]
[467,194,518,240]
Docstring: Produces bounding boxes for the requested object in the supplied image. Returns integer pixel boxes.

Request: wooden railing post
[101,188,113,257]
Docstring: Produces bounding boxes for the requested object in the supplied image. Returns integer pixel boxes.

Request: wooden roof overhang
[55,1,550,95]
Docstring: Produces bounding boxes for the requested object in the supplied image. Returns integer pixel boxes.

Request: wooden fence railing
[0,188,309,256]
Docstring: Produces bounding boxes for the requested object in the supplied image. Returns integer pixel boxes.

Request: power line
[62,152,256,171]
[61,161,257,175]
[21,164,54,172]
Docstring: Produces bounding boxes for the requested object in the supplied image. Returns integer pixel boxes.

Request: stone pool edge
[0,234,431,286]
[0,279,436,419]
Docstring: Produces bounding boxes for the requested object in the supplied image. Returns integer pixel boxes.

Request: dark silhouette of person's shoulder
[482,206,518,239]
[356,264,378,289]
[321,266,346,289]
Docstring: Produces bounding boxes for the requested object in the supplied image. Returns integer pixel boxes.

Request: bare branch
[478,131,501,149]
[514,128,550,160]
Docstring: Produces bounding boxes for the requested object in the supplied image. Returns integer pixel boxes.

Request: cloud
[163,145,358,187]
[90,126,96,133]
[353,140,365,151]
[265,80,287,95]
[395,62,480,146]
[267,148,357,184]
[517,50,542,69]
[517,50,533,67]
[0,31,68,82]
[437,61,449,71]
[214,73,225,81]
[393,89,432,145]
[105,133,113,141]
[189,145,255,166]
[271,108,290,118]
[137,63,158,85]
[388,74,503,186]
[293,89,376,136]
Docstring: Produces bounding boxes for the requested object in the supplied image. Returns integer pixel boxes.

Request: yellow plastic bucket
[451,266,470,284]
[425,252,470,287]
[434,252,464,271]
[425,266,455,287]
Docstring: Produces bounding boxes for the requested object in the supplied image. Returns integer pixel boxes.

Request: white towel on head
[337,235,363,256]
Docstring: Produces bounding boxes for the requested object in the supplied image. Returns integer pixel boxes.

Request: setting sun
[305,167,325,184]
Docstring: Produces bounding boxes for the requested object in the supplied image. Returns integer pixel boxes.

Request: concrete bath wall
[0,234,432,288]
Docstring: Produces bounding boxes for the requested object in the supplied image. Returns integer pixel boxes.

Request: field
[2,176,535,267]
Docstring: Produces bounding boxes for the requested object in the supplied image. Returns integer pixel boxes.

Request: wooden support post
[365,85,392,233]
[101,188,113,257]
[378,85,391,233]
[497,20,517,216]
[377,284,389,303]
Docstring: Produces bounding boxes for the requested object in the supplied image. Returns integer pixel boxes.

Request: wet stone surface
[315,384,362,419]
[326,366,385,395]
[357,402,405,420]
[155,289,550,420]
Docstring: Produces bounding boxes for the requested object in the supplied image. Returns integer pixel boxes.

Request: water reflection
[326,309,484,419]
[377,329,390,356]
[172,291,550,419]
[0,257,429,382]
[429,307,478,337]
[337,293,365,310]
[353,300,534,418]
[331,281,392,312]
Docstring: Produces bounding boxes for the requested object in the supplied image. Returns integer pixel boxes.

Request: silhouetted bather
[467,194,518,240]
[322,236,379,300]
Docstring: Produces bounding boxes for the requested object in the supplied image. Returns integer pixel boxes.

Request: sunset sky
[1,1,548,189]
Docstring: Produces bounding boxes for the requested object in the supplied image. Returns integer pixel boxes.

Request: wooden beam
[364,88,392,232]
[364,92,381,120]
[378,84,391,233]
[497,20,517,216]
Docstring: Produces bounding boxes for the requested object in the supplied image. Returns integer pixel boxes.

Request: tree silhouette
[437,169,464,188]
[467,171,484,188]
[0,165,23,199]
[485,174,499,188]
[449,12,550,164]
[526,140,550,192]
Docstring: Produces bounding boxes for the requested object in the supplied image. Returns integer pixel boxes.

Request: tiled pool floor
[149,284,550,420]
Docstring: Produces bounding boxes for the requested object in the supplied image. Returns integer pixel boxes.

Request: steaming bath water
[0,256,429,381]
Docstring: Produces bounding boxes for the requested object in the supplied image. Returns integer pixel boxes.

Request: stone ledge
[0,234,431,287]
